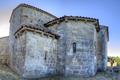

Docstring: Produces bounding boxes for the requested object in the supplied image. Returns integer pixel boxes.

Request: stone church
[0,4,109,79]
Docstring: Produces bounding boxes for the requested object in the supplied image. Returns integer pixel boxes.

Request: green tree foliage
[108,56,120,66]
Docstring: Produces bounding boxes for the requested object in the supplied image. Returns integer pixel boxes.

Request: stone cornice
[14,25,60,39]
[44,16,100,32]
[10,3,57,22]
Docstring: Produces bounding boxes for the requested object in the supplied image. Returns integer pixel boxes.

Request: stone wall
[9,6,23,69]
[23,31,58,78]
[64,21,97,77]
[14,32,26,75]
[48,22,67,74]
[0,37,9,65]
[10,4,56,34]
[20,6,56,27]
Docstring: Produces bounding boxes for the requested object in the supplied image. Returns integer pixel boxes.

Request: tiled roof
[44,16,100,32]
[14,24,60,39]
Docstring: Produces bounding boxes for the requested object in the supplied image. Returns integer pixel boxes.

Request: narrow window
[73,42,76,53]
[44,51,47,60]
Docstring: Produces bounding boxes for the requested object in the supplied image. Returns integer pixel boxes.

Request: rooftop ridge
[44,15,99,27]
[10,3,57,22]
[64,15,98,20]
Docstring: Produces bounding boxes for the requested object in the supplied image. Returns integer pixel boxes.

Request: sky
[0,0,120,56]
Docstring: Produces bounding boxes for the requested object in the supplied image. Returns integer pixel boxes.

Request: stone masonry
[0,3,109,79]
[0,37,9,65]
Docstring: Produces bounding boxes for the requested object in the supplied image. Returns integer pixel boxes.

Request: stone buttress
[97,25,109,71]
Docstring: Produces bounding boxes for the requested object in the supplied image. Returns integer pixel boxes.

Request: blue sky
[0,0,120,56]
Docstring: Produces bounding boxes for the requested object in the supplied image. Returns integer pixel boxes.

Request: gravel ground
[0,65,19,80]
[38,73,113,80]
[0,65,120,80]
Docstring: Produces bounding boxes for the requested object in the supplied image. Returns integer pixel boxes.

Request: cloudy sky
[0,0,120,56]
